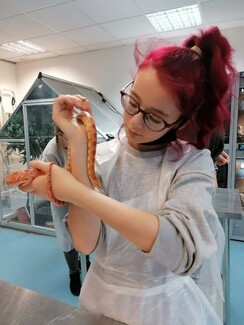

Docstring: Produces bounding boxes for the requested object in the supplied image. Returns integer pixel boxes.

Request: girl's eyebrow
[130,89,140,100]
[130,89,170,118]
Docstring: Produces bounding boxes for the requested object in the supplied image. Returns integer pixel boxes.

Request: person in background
[41,126,90,296]
[207,132,230,185]
[208,132,225,168]
[217,150,230,166]
[216,150,230,188]
[21,26,236,324]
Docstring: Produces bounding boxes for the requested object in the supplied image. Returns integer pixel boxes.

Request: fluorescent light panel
[146,4,202,32]
[1,40,45,55]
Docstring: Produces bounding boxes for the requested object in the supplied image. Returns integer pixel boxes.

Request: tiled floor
[0,227,243,324]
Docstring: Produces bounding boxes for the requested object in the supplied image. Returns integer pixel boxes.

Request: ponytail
[135,26,237,149]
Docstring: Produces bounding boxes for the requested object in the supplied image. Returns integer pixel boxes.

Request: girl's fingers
[30,160,50,172]
[53,95,91,114]
[63,95,91,112]
[19,174,47,196]
[19,161,49,195]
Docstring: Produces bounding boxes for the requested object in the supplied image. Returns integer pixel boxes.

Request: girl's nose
[130,111,144,129]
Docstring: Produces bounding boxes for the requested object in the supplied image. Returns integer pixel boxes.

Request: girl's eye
[128,100,137,108]
[147,114,162,124]
[128,96,138,109]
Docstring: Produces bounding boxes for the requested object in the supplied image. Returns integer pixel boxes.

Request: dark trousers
[63,248,79,274]
[64,249,90,274]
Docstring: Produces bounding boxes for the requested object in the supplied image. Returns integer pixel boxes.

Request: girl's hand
[19,161,76,203]
[52,94,92,144]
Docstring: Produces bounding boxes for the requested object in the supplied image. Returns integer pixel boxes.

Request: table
[0,280,125,325]
[213,188,243,325]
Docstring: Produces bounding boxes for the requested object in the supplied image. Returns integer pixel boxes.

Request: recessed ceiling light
[1,40,45,55]
[146,4,202,32]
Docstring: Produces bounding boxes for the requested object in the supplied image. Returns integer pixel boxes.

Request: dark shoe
[69,271,81,296]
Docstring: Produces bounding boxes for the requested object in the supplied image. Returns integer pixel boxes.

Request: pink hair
[134,26,237,149]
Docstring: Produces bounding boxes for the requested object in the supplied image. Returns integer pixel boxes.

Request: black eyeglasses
[120,82,181,132]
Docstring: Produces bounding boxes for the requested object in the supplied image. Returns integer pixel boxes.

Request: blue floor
[0,226,243,324]
[0,227,79,307]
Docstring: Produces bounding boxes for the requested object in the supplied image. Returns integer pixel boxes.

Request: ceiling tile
[17,51,59,61]
[2,0,67,12]
[101,16,156,39]
[0,47,20,59]
[201,0,244,25]
[0,30,18,44]
[28,34,80,51]
[134,0,197,14]
[72,0,142,23]
[120,37,138,46]
[0,15,54,39]
[63,25,115,46]
[0,3,21,19]
[85,40,123,51]
[28,3,94,32]
[53,47,88,56]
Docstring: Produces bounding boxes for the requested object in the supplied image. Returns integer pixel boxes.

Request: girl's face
[123,67,181,151]
[57,132,68,149]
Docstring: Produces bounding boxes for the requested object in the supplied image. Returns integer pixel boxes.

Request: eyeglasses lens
[122,94,138,115]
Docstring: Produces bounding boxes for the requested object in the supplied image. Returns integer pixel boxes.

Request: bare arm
[69,180,159,254]
[67,140,102,254]
[51,95,102,253]
[20,161,159,254]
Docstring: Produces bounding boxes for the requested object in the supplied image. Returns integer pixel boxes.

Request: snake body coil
[5,111,102,191]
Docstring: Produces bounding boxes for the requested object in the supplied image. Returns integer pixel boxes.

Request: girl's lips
[127,128,141,137]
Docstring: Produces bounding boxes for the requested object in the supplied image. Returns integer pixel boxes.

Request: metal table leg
[222,218,230,325]
[80,254,87,283]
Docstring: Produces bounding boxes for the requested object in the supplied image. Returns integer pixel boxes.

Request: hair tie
[191,45,202,57]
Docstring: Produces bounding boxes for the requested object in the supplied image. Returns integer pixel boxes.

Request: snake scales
[5,111,102,203]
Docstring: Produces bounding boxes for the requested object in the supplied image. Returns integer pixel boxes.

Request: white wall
[0,60,19,103]
[16,44,137,111]
[0,60,19,126]
[0,60,17,90]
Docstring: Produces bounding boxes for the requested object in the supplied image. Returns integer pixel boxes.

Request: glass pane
[0,140,30,225]
[236,159,244,208]
[26,79,57,100]
[25,104,54,228]
[26,104,54,161]
[44,77,79,95]
[34,197,53,228]
[0,106,24,139]
[1,189,30,224]
[44,78,123,136]
[75,86,123,130]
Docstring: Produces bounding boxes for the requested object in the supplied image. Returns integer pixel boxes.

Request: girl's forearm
[67,204,101,254]
[66,180,159,253]
[67,142,101,253]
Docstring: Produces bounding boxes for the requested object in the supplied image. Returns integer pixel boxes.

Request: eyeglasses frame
[120,81,182,132]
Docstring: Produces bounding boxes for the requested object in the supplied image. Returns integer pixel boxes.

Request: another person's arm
[216,150,230,166]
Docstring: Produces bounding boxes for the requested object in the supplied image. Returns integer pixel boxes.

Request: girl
[21,26,236,324]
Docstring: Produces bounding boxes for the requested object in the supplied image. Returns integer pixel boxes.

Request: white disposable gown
[78,138,224,325]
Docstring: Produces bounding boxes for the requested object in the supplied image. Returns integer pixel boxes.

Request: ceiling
[0,0,244,63]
